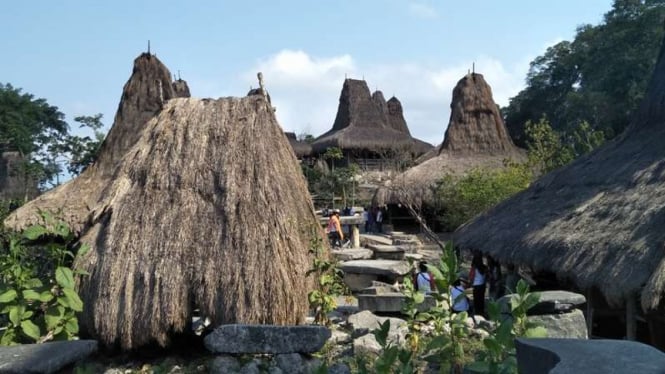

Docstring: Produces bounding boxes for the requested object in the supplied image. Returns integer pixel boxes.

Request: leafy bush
[306,231,348,326]
[0,211,87,344]
[432,163,532,231]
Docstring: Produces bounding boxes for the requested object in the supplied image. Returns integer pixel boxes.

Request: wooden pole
[626,293,637,340]
[586,289,594,338]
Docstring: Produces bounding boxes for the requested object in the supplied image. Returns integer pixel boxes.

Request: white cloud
[242,50,531,146]
[408,2,438,19]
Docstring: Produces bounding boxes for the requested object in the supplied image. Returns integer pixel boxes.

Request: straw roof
[311,79,433,155]
[375,73,526,206]
[285,132,313,158]
[454,37,665,311]
[6,54,319,349]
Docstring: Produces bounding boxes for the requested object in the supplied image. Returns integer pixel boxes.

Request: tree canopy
[0,83,106,191]
[504,0,665,146]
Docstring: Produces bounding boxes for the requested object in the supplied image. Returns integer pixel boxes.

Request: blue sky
[2,1,613,146]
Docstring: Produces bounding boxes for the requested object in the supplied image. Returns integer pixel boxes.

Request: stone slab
[330,248,373,261]
[204,324,330,354]
[339,260,411,277]
[359,234,393,247]
[499,290,586,315]
[515,338,665,374]
[357,293,437,313]
[528,309,588,339]
[0,340,97,374]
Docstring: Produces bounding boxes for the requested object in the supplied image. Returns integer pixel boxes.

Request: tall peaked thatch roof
[7,55,319,349]
[454,36,665,312]
[172,78,191,97]
[311,79,433,155]
[6,53,190,231]
[375,73,526,206]
[386,97,411,135]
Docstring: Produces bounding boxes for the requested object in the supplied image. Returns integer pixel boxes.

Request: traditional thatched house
[311,79,433,170]
[6,53,319,350]
[285,131,313,160]
[375,72,526,207]
[454,36,665,346]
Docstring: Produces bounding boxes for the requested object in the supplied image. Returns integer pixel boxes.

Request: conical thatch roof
[6,53,190,231]
[375,73,526,206]
[386,96,411,135]
[285,132,313,158]
[454,37,665,312]
[172,78,191,97]
[6,54,319,349]
[311,79,433,155]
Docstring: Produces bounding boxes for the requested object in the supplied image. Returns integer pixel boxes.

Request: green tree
[0,83,69,189]
[504,0,665,145]
[60,114,106,176]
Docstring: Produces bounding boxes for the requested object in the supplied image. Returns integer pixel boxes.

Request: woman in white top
[414,262,436,294]
[450,279,470,313]
[469,254,487,317]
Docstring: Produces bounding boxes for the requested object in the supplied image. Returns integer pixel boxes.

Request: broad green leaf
[55,267,75,289]
[0,289,17,303]
[1,328,17,346]
[38,291,54,303]
[24,278,43,288]
[64,318,79,334]
[22,225,48,241]
[412,291,425,304]
[56,296,70,308]
[77,243,91,258]
[22,290,41,300]
[464,361,490,372]
[20,320,41,341]
[9,306,21,325]
[62,288,83,312]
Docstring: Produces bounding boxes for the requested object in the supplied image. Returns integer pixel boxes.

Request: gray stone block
[204,324,331,354]
[357,293,437,313]
[498,290,586,315]
[515,338,665,374]
[209,355,241,374]
[528,309,588,339]
[0,340,97,374]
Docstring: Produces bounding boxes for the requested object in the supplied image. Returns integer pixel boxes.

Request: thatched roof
[172,79,191,97]
[375,73,526,206]
[454,37,665,312]
[311,79,433,155]
[5,53,190,232]
[386,97,411,135]
[6,54,319,349]
[285,132,313,158]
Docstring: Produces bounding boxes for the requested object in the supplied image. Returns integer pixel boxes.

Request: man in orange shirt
[326,209,344,247]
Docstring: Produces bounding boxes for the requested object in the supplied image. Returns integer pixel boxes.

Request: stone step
[339,260,412,291]
[331,248,373,261]
[365,244,406,260]
[357,293,437,313]
[360,234,393,247]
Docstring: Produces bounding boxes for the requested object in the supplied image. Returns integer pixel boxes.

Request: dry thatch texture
[375,73,525,206]
[5,53,190,232]
[311,79,433,155]
[386,97,411,135]
[7,55,320,349]
[454,38,665,312]
[172,79,191,97]
[285,131,313,158]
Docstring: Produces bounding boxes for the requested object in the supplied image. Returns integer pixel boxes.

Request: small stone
[209,355,241,374]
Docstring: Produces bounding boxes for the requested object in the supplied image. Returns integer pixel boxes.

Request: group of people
[362,206,384,234]
[412,253,522,320]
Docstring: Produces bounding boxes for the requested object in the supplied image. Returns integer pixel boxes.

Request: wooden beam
[586,289,594,338]
[626,293,637,340]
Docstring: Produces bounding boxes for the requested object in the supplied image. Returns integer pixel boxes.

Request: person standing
[487,256,502,300]
[413,261,436,294]
[326,209,344,247]
[469,254,487,317]
[375,207,384,233]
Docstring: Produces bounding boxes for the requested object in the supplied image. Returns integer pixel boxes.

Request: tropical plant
[0,211,88,344]
[306,230,347,326]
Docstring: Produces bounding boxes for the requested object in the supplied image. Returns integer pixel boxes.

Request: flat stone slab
[0,340,97,374]
[339,260,411,277]
[360,234,393,246]
[366,244,407,253]
[515,338,665,374]
[204,324,331,354]
[331,248,373,261]
[357,293,437,313]
[499,290,586,315]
